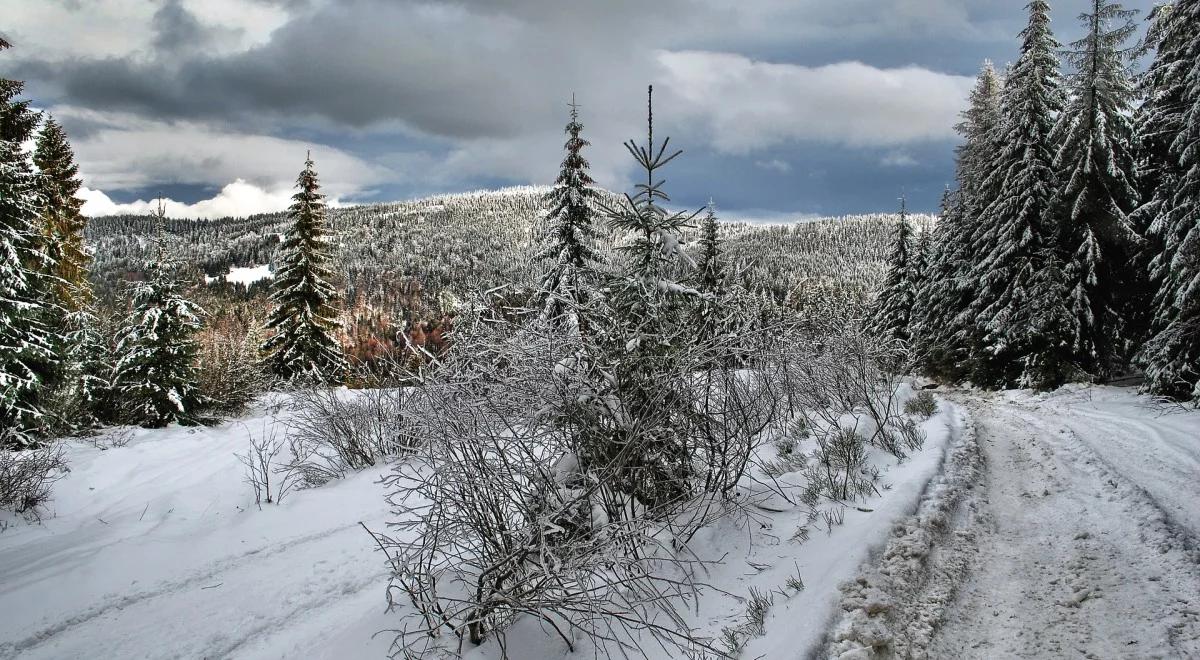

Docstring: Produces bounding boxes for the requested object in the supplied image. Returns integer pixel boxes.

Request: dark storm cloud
[5,0,1167,216]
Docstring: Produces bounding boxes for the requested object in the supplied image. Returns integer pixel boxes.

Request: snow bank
[825,401,981,660]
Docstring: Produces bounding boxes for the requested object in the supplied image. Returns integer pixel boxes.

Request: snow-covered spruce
[261,153,348,385]
[535,98,604,328]
[1050,0,1143,379]
[1137,0,1200,402]
[869,196,916,346]
[111,204,205,428]
[0,38,57,448]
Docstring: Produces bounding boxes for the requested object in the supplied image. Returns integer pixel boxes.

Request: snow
[7,385,1190,659]
[0,392,959,659]
[829,385,1200,659]
[205,264,274,287]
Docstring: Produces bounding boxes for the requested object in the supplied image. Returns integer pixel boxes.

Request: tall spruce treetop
[34,116,92,312]
[537,98,602,324]
[1052,0,1142,375]
[1140,0,1200,400]
[870,196,916,344]
[969,0,1065,388]
[1132,2,1189,237]
[913,64,1002,381]
[956,61,1005,217]
[261,153,347,385]
[0,38,55,447]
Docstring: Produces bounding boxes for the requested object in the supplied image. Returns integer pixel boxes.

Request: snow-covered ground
[204,265,274,287]
[0,392,960,660]
[830,386,1200,659]
[4,385,1193,660]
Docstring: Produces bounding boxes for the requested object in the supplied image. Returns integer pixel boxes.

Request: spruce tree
[112,203,205,428]
[1139,0,1200,400]
[49,306,113,432]
[913,64,1002,382]
[0,39,55,447]
[1051,0,1142,377]
[537,98,602,326]
[968,0,1066,389]
[870,196,916,344]
[261,153,347,385]
[693,203,731,348]
[34,116,93,313]
[584,86,701,511]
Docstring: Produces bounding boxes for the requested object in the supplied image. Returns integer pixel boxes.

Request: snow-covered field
[204,265,274,287]
[2,386,1196,660]
[0,391,960,660]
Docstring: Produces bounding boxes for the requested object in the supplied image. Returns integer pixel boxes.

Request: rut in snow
[827,389,1200,660]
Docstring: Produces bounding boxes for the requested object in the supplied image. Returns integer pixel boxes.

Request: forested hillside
[86,190,916,315]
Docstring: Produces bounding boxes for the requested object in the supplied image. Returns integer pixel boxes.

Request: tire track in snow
[0,522,366,659]
[825,392,1200,659]
[824,399,985,659]
[928,396,1200,658]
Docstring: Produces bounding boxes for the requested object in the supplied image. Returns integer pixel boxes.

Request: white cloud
[51,107,387,199]
[80,180,302,219]
[755,159,792,173]
[657,51,974,153]
[881,151,919,167]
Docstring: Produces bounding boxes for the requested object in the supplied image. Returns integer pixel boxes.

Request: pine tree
[968,0,1066,389]
[1051,0,1142,377]
[0,38,56,447]
[693,203,731,347]
[111,203,205,428]
[261,153,347,385]
[34,116,92,313]
[537,98,602,327]
[1139,0,1200,400]
[48,305,113,432]
[957,62,1006,220]
[870,196,916,344]
[913,64,1002,382]
[582,86,702,511]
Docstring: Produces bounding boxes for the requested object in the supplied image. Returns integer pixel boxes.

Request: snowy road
[929,389,1200,659]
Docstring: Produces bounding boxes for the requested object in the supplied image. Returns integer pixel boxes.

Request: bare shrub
[287,386,415,481]
[368,297,752,658]
[803,426,879,505]
[236,423,303,508]
[0,444,68,518]
[904,390,938,419]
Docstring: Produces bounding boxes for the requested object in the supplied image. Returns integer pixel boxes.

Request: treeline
[870,0,1199,401]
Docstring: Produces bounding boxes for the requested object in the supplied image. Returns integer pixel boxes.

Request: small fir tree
[261,153,348,385]
[537,97,602,327]
[869,197,916,344]
[111,202,205,427]
[693,203,732,347]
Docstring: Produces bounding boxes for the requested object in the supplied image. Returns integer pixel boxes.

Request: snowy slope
[0,393,963,660]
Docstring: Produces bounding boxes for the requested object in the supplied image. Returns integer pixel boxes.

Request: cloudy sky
[2,0,1159,220]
